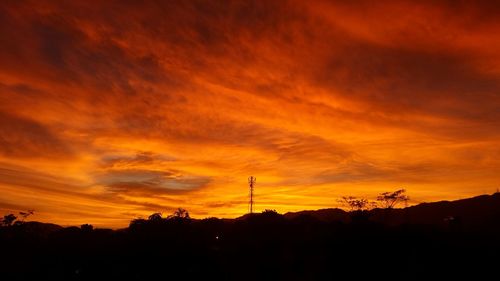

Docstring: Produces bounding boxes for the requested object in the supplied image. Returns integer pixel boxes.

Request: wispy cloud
[0,0,499,226]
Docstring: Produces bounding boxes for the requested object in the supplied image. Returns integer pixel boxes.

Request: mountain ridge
[5,193,499,231]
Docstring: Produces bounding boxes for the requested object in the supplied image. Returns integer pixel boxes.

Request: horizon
[1,0,500,228]
[5,190,498,229]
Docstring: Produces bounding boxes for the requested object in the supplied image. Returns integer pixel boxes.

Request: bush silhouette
[168,208,190,220]
[377,189,409,209]
[0,214,16,226]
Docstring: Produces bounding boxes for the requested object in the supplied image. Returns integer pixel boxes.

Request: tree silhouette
[262,209,279,214]
[148,212,163,221]
[338,196,376,211]
[1,214,17,226]
[19,210,34,222]
[129,217,147,229]
[376,189,409,209]
[168,208,190,219]
[81,224,94,232]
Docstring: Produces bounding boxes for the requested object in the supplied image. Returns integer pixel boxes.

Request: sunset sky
[1,0,499,227]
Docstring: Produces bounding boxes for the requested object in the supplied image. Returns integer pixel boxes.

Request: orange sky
[1,0,499,227]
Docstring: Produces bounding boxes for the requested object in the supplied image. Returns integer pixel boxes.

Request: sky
[1,0,499,227]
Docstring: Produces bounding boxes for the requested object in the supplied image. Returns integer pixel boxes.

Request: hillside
[1,193,499,280]
[282,193,500,230]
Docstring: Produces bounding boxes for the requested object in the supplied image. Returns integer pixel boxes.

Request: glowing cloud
[0,0,499,227]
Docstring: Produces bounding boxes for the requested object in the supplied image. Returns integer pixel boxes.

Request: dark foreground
[1,193,499,280]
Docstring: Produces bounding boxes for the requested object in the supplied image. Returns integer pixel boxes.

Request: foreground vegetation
[1,193,499,280]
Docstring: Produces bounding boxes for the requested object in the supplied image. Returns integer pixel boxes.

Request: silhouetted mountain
[1,193,499,280]
[283,208,349,222]
[369,193,500,229]
[282,193,500,230]
[17,221,63,234]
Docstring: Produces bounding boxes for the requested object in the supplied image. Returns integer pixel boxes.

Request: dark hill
[1,193,499,280]
[370,193,500,229]
[17,221,63,234]
[281,193,500,230]
[283,208,349,222]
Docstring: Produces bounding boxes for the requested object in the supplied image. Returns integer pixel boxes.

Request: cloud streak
[0,0,499,226]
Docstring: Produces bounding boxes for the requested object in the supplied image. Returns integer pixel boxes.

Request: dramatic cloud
[0,111,73,158]
[97,169,211,195]
[0,0,499,227]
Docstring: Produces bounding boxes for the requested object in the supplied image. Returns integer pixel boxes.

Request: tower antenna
[248,176,256,214]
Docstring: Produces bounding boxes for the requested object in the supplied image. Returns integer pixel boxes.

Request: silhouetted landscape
[1,193,499,280]
[2,1,500,280]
